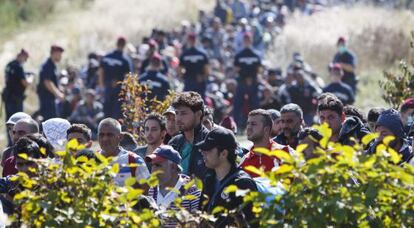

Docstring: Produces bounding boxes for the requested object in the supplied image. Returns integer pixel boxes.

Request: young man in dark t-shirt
[179,33,210,97]
[233,32,262,132]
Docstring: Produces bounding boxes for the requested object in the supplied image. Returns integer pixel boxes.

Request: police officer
[98,37,131,119]
[139,52,170,101]
[233,32,262,131]
[2,49,30,121]
[37,45,65,121]
[179,32,210,97]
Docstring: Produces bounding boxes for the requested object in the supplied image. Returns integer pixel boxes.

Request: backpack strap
[128,152,137,177]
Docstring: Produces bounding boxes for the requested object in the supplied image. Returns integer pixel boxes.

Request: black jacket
[168,124,209,179]
[202,166,258,227]
[339,116,371,147]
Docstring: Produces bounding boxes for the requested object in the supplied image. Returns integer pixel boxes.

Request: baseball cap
[51,45,64,53]
[196,127,238,151]
[145,145,182,165]
[163,106,176,116]
[400,98,414,112]
[148,39,158,48]
[6,112,31,125]
[117,36,127,45]
[19,49,29,57]
[337,36,346,44]
[151,52,162,62]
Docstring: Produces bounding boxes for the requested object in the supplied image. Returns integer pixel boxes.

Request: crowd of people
[0,0,412,227]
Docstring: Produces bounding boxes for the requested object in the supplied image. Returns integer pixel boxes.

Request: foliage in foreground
[119,73,174,145]
[243,123,414,227]
[9,124,414,227]
[379,32,414,108]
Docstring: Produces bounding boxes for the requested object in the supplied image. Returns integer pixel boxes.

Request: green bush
[242,123,414,227]
[9,125,414,227]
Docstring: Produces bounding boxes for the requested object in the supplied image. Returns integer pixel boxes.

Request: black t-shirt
[100,50,131,87]
[234,48,261,81]
[4,60,25,100]
[139,58,169,75]
[179,47,209,81]
[37,58,58,99]
[323,82,355,105]
[138,70,170,101]
[333,50,356,80]
[286,80,320,114]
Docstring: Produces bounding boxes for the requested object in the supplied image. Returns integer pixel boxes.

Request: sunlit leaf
[362,133,379,146]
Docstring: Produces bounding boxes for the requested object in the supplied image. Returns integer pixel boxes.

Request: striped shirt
[148,174,201,227]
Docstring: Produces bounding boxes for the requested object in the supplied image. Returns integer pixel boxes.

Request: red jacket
[239,140,294,178]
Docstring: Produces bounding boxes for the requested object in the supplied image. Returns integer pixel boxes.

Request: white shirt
[156,175,186,210]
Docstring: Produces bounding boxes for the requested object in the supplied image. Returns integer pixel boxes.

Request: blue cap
[145,145,182,164]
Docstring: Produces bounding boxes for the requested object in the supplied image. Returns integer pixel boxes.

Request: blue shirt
[139,70,170,101]
[179,47,209,82]
[100,50,131,87]
[37,58,59,99]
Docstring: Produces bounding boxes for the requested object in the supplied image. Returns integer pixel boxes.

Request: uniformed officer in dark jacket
[2,49,30,121]
[197,127,258,228]
[179,33,210,97]
[37,45,65,120]
[98,37,131,119]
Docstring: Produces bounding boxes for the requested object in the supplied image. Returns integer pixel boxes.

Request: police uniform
[100,50,131,119]
[3,60,26,120]
[179,47,209,97]
[37,58,59,120]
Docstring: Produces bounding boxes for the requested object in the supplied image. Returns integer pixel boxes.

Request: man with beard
[240,109,295,178]
[273,104,304,149]
[168,92,209,179]
[135,113,167,169]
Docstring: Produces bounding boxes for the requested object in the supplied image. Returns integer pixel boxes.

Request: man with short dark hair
[240,109,295,178]
[98,37,131,119]
[273,104,304,149]
[317,94,370,146]
[98,118,150,187]
[163,107,178,144]
[146,145,201,227]
[37,45,65,120]
[66,123,93,149]
[135,113,167,161]
[198,127,257,227]
[168,92,209,179]
[367,107,385,132]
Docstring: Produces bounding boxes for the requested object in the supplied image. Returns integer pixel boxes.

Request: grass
[0,0,214,149]
[266,5,414,113]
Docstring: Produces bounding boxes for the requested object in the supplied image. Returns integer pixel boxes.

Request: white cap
[6,112,31,125]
